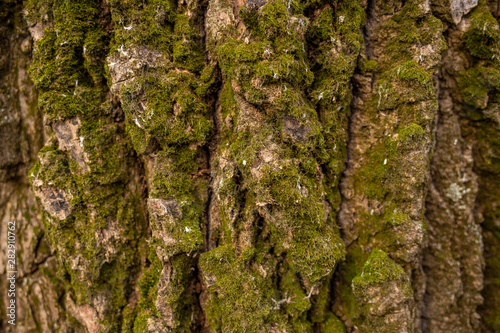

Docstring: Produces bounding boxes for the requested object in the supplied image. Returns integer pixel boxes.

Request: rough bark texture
[1,0,500,332]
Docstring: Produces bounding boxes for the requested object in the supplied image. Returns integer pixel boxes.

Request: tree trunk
[1,0,500,332]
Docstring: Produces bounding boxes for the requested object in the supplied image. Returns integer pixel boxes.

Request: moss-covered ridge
[105,0,214,330]
[334,0,446,330]
[458,2,500,330]
[26,0,148,331]
[198,0,366,330]
[351,249,414,333]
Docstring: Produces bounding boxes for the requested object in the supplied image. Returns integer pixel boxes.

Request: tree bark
[1,0,500,332]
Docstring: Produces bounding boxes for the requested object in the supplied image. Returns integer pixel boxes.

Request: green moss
[307,7,334,42]
[23,0,52,24]
[105,0,213,329]
[395,60,431,84]
[462,7,500,327]
[352,249,404,288]
[29,31,57,91]
[362,60,379,72]
[27,0,111,122]
[28,1,149,330]
[148,149,206,256]
[83,29,109,84]
[107,0,176,53]
[306,0,365,209]
[279,269,311,326]
[350,250,413,332]
[205,0,358,329]
[172,14,205,71]
[120,70,211,151]
[354,143,389,200]
[384,210,410,226]
[464,4,500,60]
[398,123,424,142]
[308,276,331,324]
[374,2,444,71]
[199,245,276,332]
[459,66,500,112]
[320,313,346,333]
[376,61,435,110]
[196,64,218,97]
[132,248,162,333]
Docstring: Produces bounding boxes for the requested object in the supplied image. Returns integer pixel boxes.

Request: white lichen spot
[318,92,324,101]
[134,117,143,129]
[243,160,247,166]
[185,227,191,233]
[370,209,374,215]
[160,202,168,214]
[79,136,84,147]
[338,15,345,23]
[384,158,387,165]
[273,73,278,79]
[445,183,470,203]
[124,24,133,30]
[377,85,386,109]
[454,139,458,145]
[118,44,128,56]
